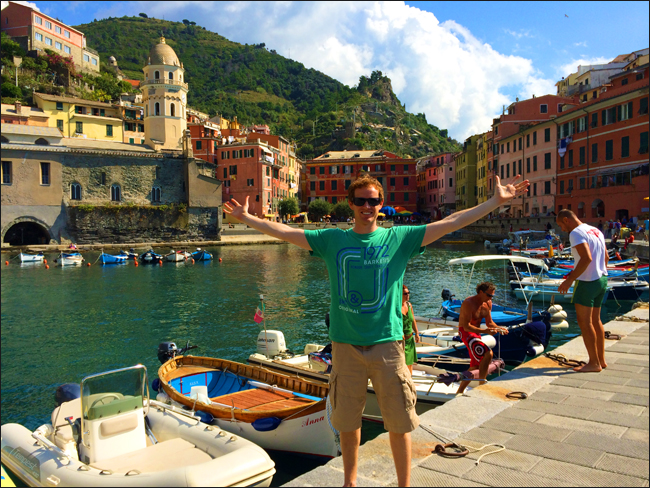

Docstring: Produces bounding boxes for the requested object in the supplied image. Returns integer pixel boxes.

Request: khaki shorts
[329,341,419,434]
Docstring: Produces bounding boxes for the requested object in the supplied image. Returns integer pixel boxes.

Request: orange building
[555,64,649,222]
[306,150,417,211]
[1,101,48,126]
[1,1,99,73]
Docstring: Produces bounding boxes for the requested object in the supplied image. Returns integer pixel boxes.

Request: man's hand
[223,197,249,223]
[495,175,530,205]
[557,278,574,294]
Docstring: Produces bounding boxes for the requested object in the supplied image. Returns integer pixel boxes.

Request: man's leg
[340,429,361,487]
[478,348,493,380]
[574,303,602,372]
[591,307,607,369]
[389,432,411,487]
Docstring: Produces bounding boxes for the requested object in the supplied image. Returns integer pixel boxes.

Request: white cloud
[131,1,555,141]
[504,28,533,39]
[574,41,588,48]
[1,0,39,11]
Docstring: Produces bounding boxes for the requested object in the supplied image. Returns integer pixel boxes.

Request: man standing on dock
[556,209,609,372]
[224,174,528,487]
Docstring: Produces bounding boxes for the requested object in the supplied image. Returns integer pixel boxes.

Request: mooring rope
[544,352,586,368]
[419,424,505,465]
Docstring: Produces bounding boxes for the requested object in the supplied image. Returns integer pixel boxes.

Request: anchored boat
[19,252,44,263]
[156,343,337,458]
[191,248,212,261]
[55,252,84,266]
[98,251,127,265]
[165,250,191,262]
[0,364,276,487]
[139,250,163,264]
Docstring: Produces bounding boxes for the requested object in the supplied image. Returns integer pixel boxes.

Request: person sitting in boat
[456,282,508,395]
[401,285,420,375]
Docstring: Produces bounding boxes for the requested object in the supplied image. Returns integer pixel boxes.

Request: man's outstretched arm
[421,175,530,247]
[224,197,312,250]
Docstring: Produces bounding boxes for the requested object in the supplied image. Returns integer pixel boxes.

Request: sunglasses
[352,197,382,207]
[403,291,410,295]
[484,292,495,298]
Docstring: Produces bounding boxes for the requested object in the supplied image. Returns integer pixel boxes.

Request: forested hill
[77,16,461,159]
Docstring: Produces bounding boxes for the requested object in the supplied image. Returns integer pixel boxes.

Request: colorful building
[1,101,48,126]
[417,152,456,218]
[187,108,221,164]
[306,150,417,211]
[476,132,491,205]
[554,64,649,222]
[33,92,123,142]
[455,135,479,210]
[1,1,99,73]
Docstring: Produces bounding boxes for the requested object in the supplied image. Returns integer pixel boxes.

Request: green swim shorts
[572,275,608,307]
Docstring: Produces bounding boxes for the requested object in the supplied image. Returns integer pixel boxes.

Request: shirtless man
[456,282,508,394]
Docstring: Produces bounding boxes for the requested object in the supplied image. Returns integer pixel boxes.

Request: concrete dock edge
[283,306,649,487]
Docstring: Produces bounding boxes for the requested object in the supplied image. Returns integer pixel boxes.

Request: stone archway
[2,217,52,246]
[591,199,604,219]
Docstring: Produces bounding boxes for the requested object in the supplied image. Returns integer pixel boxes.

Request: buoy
[45,264,49,269]
[135,261,139,267]
[44,259,47,264]
[218,257,222,262]
[5,261,8,266]
[551,320,569,329]
[551,310,568,320]
[87,263,91,266]
[159,261,163,266]
[547,304,564,314]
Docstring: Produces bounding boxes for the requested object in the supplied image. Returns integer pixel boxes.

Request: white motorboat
[165,250,191,262]
[19,252,44,263]
[56,252,84,266]
[0,365,275,487]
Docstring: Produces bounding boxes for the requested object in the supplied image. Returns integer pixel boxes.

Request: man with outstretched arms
[556,209,609,372]
[224,174,528,487]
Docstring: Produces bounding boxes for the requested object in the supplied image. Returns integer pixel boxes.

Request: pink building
[492,120,558,217]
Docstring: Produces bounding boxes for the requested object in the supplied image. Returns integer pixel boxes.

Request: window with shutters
[568,150,573,168]
[533,182,537,195]
[332,180,338,191]
[345,179,351,190]
[319,181,325,191]
[2,161,11,185]
[532,131,537,145]
[526,158,531,173]
[545,152,552,169]
[533,155,538,172]
[526,134,530,147]
[560,180,565,194]
[578,147,585,165]
[621,136,630,158]
[310,181,315,191]
[602,107,616,125]
[545,181,551,194]
[403,177,409,185]
[639,97,649,115]
[606,140,614,160]
[544,128,551,142]
[591,143,598,163]
[591,112,598,128]
[640,132,649,154]
[568,179,573,192]
[319,166,325,175]
[540,104,548,114]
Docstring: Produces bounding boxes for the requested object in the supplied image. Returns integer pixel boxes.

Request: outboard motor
[55,383,81,406]
[158,341,179,364]
[441,289,454,301]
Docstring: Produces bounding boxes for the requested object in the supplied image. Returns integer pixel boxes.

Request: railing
[83,46,99,56]
[141,78,188,89]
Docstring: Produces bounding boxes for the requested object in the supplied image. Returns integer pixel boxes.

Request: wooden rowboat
[158,356,337,458]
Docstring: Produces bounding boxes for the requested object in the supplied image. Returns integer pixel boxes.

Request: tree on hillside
[308,199,331,221]
[277,197,299,219]
[331,200,353,220]
[139,13,148,18]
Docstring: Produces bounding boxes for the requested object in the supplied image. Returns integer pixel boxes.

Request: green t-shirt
[305,226,426,346]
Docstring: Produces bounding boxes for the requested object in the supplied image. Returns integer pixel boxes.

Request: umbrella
[412,212,422,216]
[378,212,386,217]
[398,211,412,216]
[380,206,396,216]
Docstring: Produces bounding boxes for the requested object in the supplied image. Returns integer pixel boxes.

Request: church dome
[148,37,180,67]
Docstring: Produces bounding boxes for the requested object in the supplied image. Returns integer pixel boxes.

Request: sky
[4,1,649,141]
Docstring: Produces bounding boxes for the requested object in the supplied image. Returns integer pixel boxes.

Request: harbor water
[0,242,635,484]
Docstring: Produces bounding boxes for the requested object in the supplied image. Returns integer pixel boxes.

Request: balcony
[83,46,99,56]
[141,78,188,90]
[259,158,282,169]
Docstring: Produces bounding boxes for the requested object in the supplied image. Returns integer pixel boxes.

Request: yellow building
[287,142,300,200]
[33,92,123,141]
[455,134,480,210]
[476,131,491,204]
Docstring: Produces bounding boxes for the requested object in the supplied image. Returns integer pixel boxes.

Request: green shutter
[617,105,622,122]
[602,110,606,125]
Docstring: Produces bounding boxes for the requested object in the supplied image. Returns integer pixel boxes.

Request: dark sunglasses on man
[352,197,382,207]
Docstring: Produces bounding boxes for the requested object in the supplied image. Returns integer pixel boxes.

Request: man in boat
[455,282,509,395]
[556,209,609,373]
[224,174,528,487]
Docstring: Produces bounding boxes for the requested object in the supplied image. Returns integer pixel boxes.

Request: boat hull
[1,406,276,487]
[442,299,545,326]
[19,253,44,263]
[158,356,336,458]
[99,253,127,265]
[58,253,83,266]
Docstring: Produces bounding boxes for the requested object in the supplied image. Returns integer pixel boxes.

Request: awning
[261,147,273,155]
[264,214,275,217]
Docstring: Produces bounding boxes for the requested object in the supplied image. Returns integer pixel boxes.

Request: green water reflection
[1,242,632,481]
